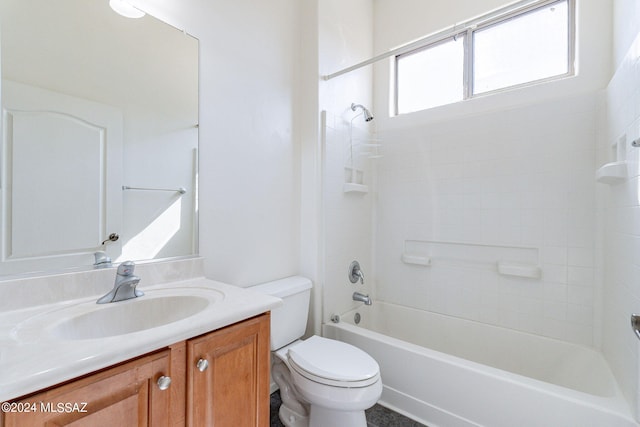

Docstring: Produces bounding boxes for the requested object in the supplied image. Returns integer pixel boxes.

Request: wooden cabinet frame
[1,313,270,427]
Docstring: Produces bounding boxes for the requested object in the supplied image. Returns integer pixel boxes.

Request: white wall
[371,0,611,346]
[298,1,323,334]
[612,0,640,69]
[132,0,302,287]
[374,0,510,53]
[599,0,640,418]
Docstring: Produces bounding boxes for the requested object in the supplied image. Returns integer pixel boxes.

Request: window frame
[395,32,467,113]
[394,0,575,116]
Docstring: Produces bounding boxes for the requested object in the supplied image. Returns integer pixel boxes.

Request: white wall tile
[568,266,596,287]
[375,92,598,346]
[543,282,568,303]
[542,246,568,265]
[600,24,640,418]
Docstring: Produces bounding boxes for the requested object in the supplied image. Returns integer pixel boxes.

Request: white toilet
[250,276,382,427]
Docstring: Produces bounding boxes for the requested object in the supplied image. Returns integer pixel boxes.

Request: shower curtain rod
[322,0,552,81]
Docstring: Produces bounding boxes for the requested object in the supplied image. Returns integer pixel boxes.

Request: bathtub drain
[354,312,361,324]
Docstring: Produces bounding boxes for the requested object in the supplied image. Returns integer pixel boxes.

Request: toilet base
[309,405,367,427]
[279,404,309,427]
[273,358,310,427]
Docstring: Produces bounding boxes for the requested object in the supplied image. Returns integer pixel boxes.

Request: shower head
[351,103,374,122]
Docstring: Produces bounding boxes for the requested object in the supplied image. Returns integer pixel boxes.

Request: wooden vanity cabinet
[187,313,270,427]
[1,313,270,427]
[2,349,176,427]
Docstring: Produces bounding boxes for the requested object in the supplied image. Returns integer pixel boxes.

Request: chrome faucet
[96,261,144,304]
[353,291,372,306]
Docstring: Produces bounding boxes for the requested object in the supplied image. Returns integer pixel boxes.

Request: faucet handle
[348,260,364,284]
[117,261,136,276]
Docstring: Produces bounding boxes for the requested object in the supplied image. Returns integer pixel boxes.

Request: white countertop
[0,277,281,401]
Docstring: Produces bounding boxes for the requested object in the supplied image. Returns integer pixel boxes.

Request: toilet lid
[287,336,379,385]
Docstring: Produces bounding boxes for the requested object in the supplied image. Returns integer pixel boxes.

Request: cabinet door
[187,313,270,427]
[3,350,172,427]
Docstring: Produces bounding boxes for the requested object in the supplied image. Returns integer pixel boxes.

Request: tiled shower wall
[600,28,640,418]
[376,93,599,347]
[317,0,374,327]
[322,110,376,321]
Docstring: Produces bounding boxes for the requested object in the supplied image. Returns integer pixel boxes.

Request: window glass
[394,0,573,115]
[396,37,464,114]
[473,1,569,94]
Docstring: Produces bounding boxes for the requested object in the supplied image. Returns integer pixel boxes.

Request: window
[395,0,573,115]
[397,37,465,113]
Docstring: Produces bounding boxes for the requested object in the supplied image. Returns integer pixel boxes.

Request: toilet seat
[287,336,380,388]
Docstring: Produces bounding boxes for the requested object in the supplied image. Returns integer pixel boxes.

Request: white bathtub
[323,301,638,427]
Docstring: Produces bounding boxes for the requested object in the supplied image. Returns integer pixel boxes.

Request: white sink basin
[52,295,210,340]
[11,287,224,341]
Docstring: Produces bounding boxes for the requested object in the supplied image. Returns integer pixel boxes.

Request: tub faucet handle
[349,260,364,284]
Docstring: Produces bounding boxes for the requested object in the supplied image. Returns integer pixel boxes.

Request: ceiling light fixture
[109,0,145,19]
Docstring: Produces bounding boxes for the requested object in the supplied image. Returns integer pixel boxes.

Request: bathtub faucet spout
[353,291,372,305]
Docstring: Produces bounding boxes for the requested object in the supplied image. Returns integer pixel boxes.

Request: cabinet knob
[196,358,209,372]
[157,375,172,390]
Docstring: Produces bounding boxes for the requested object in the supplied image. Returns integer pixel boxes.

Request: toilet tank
[250,276,312,351]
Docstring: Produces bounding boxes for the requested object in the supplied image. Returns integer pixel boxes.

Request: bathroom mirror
[0,0,199,277]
